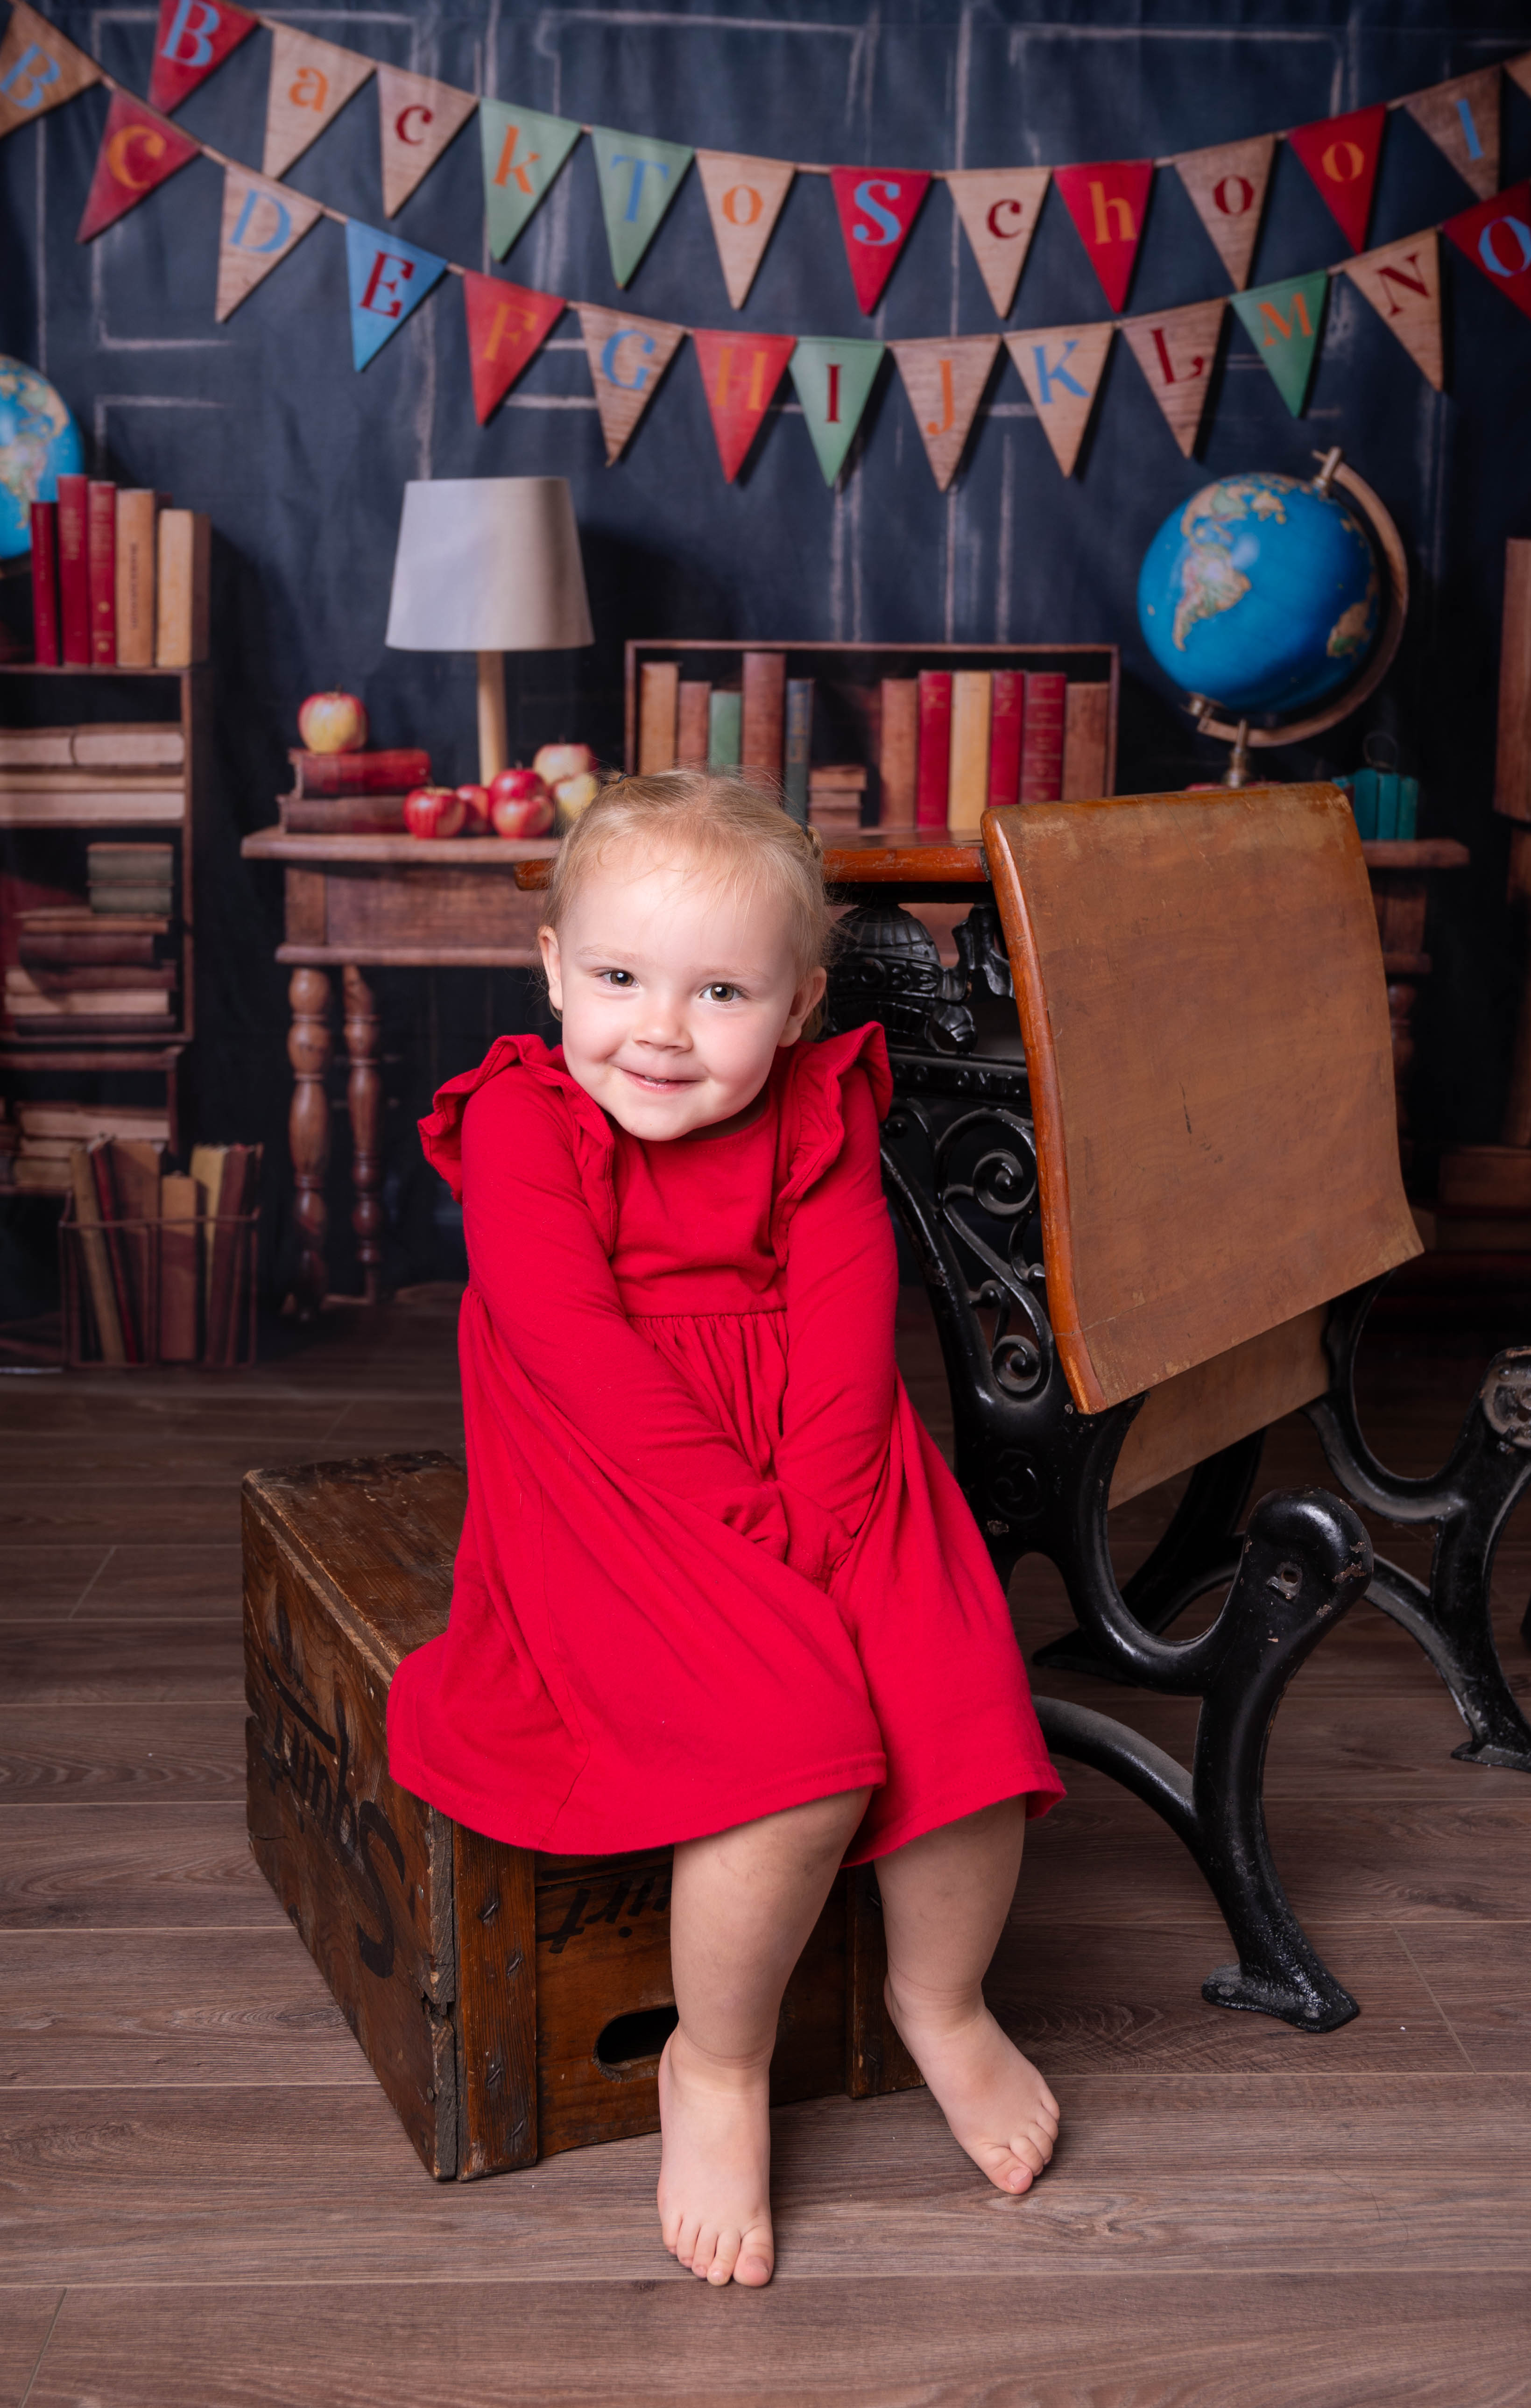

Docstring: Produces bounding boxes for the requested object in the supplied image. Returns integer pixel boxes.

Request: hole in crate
[595,2004,679,2069]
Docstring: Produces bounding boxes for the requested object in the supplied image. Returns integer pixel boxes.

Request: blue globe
[0,356,84,561]
[1137,471,1382,719]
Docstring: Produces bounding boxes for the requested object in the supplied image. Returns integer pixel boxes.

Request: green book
[708,690,742,768]
[783,679,813,825]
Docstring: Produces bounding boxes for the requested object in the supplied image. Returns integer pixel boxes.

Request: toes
[735,2233,774,2287]
[708,2229,741,2287]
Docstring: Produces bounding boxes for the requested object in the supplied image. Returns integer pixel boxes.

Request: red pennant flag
[77,93,200,241]
[1444,181,1531,324]
[691,330,796,480]
[147,0,258,113]
[463,274,564,425]
[1286,104,1387,252]
[830,167,931,313]
[1053,162,1152,313]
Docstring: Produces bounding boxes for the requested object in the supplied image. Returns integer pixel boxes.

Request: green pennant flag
[1230,271,1329,416]
[480,100,582,261]
[590,125,692,286]
[788,337,885,487]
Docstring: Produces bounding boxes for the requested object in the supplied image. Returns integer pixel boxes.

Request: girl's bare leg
[659,1786,872,2288]
[876,1798,1060,2196]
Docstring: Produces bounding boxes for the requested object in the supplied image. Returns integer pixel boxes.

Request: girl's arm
[775,1066,900,1580]
[460,1073,790,1557]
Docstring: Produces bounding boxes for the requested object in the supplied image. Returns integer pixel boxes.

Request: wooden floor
[3,1289,1531,2406]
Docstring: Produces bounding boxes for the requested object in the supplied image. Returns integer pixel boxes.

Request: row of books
[29,485,209,671]
[0,719,186,829]
[0,1101,169,1195]
[635,656,1110,833]
[66,1139,260,1368]
[7,859,177,1036]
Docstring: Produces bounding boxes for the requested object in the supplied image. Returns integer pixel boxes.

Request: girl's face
[539,848,827,1141]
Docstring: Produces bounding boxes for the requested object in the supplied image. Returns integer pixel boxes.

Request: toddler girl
[389,772,1064,2287]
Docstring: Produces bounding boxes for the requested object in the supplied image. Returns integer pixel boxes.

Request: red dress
[386,1025,1064,1861]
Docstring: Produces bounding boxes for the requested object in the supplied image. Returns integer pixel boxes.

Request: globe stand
[1183,449,1410,789]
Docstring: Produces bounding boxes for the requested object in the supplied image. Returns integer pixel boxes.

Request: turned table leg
[344,964,384,1306]
[288,967,332,1321]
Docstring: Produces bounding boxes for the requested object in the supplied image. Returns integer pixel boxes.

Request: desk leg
[344,964,384,1306]
[288,968,332,1320]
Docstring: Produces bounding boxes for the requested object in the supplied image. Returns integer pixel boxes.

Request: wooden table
[241,828,556,1314]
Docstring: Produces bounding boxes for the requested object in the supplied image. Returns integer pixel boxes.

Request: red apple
[533,741,596,789]
[489,767,554,838]
[455,782,492,831]
[298,691,368,754]
[404,785,466,840]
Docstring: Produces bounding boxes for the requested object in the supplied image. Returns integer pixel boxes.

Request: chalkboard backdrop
[3,0,1530,1309]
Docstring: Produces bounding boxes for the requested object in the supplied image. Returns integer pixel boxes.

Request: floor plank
[48,1545,243,1622]
[0,1487,242,1545]
[0,1804,280,1931]
[0,2291,62,2408]
[0,1548,111,1620]
[0,1703,247,1805]
[1397,1925,1531,2070]
[0,1624,244,1702]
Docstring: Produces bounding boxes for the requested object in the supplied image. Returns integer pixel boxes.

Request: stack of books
[8,898,175,1036]
[279,748,432,834]
[88,843,175,917]
[9,1101,170,1195]
[0,721,185,828]
[0,1105,16,1191]
[66,1139,261,1367]
[29,482,209,670]
[807,765,868,837]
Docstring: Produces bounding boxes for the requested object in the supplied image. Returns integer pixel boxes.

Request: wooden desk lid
[983,785,1422,1414]
[243,1453,466,1675]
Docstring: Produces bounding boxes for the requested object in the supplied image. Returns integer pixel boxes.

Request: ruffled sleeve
[770,1023,893,1257]
[419,1033,619,1252]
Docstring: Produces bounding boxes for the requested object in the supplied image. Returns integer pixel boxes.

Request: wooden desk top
[242,830,559,867]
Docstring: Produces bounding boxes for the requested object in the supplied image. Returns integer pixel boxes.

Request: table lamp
[384,477,594,784]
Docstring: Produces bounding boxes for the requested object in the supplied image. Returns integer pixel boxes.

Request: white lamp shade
[384,476,594,652]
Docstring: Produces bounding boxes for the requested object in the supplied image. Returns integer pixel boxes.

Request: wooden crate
[243,1452,919,2181]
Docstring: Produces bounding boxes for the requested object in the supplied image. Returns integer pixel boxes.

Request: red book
[289,748,431,798]
[916,671,952,830]
[988,669,1024,809]
[88,482,117,666]
[1020,671,1066,804]
[29,502,59,666]
[88,1142,142,1364]
[56,474,91,666]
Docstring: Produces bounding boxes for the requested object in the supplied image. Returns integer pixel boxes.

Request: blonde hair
[541,770,833,1002]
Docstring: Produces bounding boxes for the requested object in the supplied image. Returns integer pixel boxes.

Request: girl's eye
[706,983,740,1003]
[601,969,635,988]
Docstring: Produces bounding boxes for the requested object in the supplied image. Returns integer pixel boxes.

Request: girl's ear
[781,965,828,1046]
[538,925,564,1013]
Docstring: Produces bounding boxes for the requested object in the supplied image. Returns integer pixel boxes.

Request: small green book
[708,690,742,768]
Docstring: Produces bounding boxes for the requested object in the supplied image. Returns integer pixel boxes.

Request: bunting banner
[591,127,693,286]
[0,0,99,139]
[1053,161,1153,311]
[691,329,795,480]
[576,303,686,461]
[1005,322,1114,475]
[1173,135,1276,290]
[376,64,477,217]
[147,0,255,115]
[463,273,564,424]
[1343,231,1444,388]
[789,336,885,486]
[1402,67,1500,202]
[262,25,374,182]
[215,163,322,321]
[1287,104,1387,251]
[1230,271,1328,415]
[831,167,931,312]
[695,150,795,308]
[1120,299,1225,455]
[480,100,581,261]
[946,168,1050,316]
[345,219,447,368]
[1509,53,1531,104]
[1444,180,1531,322]
[77,92,200,241]
[889,335,999,490]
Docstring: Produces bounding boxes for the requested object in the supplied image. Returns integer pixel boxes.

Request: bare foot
[656,2029,775,2286]
[886,1979,1060,2196]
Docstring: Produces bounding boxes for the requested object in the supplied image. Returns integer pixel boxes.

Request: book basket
[60,1199,259,1370]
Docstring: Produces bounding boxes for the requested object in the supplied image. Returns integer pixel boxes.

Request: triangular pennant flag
[1052,162,1154,312]
[344,220,448,368]
[889,336,999,491]
[590,127,693,287]
[945,168,1050,317]
[77,93,201,241]
[1004,322,1114,476]
[576,304,686,462]
[1172,136,1276,291]
[463,274,564,424]
[215,164,323,322]
[1230,272,1328,415]
[830,167,932,313]
[1343,230,1444,389]
[1403,68,1501,203]
[1120,300,1225,457]
[479,100,582,261]
[147,0,256,114]
[1287,104,1387,252]
[1508,54,1531,105]
[691,331,795,480]
[376,64,478,217]
[1444,181,1531,325]
[695,151,795,309]
[789,336,884,486]
[262,25,374,182]
[0,1,100,140]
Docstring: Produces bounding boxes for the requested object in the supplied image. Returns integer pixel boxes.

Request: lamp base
[477,650,508,786]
